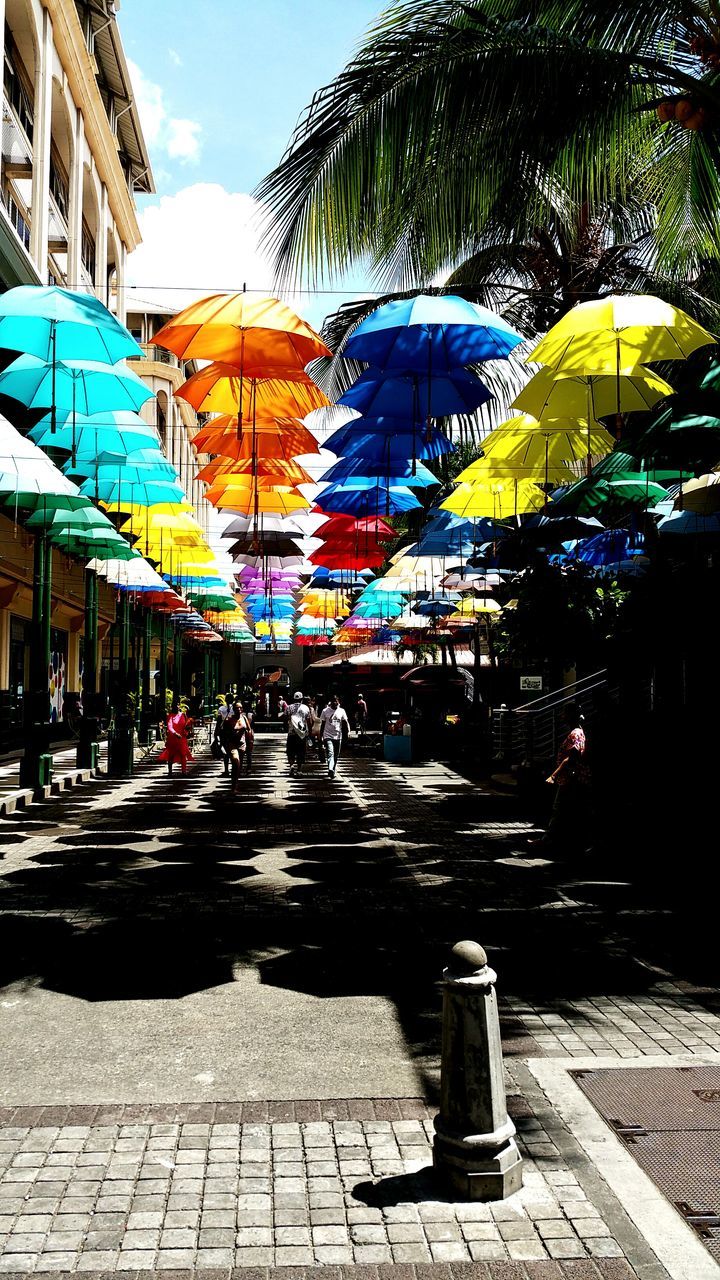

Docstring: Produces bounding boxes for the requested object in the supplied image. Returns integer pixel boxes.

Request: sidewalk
[0,739,717,1278]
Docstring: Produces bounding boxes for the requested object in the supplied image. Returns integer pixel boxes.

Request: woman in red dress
[158,700,194,775]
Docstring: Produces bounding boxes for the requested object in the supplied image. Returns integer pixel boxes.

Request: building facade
[1,0,152,309]
[0,0,152,752]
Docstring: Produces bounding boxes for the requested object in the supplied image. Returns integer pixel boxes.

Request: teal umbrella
[79,478,186,506]
[0,286,143,364]
[0,355,153,418]
[66,451,177,483]
[30,409,159,460]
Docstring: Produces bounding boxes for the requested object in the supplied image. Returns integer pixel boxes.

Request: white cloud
[168,48,183,68]
[166,118,202,164]
[128,58,202,167]
[127,183,279,310]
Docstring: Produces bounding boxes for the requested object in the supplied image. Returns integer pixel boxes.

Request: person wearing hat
[286,691,312,776]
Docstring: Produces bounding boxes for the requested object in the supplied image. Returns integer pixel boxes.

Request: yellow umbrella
[449,597,501,617]
[528,294,715,375]
[461,415,612,485]
[513,365,675,419]
[441,478,547,519]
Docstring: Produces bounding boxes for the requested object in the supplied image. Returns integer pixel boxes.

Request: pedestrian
[308,696,323,756]
[286,691,312,777]
[213,695,231,776]
[278,695,290,728]
[529,704,591,852]
[242,699,255,774]
[158,698,193,776]
[320,694,350,780]
[222,700,249,793]
[355,693,368,736]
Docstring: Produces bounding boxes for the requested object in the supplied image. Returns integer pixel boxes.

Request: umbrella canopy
[441,478,547,519]
[320,457,439,487]
[325,418,454,461]
[153,293,330,367]
[576,529,644,565]
[84,479,187,506]
[513,366,675,419]
[316,483,422,515]
[0,286,143,364]
[477,416,614,470]
[30,409,159,458]
[344,295,522,369]
[550,474,667,516]
[177,364,330,417]
[198,456,313,485]
[339,367,491,418]
[528,294,715,375]
[193,416,319,460]
[659,509,720,538]
[0,356,153,417]
[676,472,720,514]
[449,597,502,617]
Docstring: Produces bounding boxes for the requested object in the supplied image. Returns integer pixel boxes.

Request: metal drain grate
[574,1064,720,1263]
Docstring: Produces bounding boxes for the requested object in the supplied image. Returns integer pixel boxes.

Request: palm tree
[256,0,720,290]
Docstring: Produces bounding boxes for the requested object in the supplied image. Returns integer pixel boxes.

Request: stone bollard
[433,940,522,1200]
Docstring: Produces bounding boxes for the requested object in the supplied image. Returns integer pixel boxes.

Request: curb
[0,764,99,816]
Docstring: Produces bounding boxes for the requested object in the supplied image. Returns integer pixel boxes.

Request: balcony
[2,90,33,179]
[128,344,179,368]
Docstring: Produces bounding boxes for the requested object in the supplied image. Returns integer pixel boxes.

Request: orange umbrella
[206,481,310,516]
[177,364,330,418]
[197,456,313,485]
[193,417,320,460]
[153,293,330,368]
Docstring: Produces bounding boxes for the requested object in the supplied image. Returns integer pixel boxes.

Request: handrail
[514,669,609,713]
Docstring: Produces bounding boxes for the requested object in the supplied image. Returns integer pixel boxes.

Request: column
[67,106,84,289]
[29,7,53,276]
[19,534,52,789]
[0,0,6,193]
[95,186,108,303]
[77,568,99,769]
[173,629,182,698]
[115,239,127,325]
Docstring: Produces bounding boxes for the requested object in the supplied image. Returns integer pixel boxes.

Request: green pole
[20,533,53,789]
[138,609,153,745]
[108,592,134,778]
[173,629,183,699]
[158,613,168,725]
[203,648,210,719]
[77,568,99,769]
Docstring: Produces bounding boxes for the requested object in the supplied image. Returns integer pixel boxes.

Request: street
[1,738,719,1276]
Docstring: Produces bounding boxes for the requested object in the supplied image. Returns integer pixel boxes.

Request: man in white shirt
[320,695,350,779]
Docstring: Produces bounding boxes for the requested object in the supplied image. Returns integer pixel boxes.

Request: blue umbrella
[576,529,644,566]
[320,457,439,487]
[325,418,455,462]
[339,367,491,418]
[344,295,522,369]
[658,510,720,538]
[316,483,422,516]
[0,286,143,364]
[79,478,186,505]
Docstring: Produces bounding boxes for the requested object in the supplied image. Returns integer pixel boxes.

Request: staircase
[491,669,619,769]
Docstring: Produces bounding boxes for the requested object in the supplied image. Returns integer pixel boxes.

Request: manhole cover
[574,1065,720,1263]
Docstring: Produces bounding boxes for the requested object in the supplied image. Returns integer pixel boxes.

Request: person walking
[158,698,193,777]
[529,704,591,851]
[320,694,350,779]
[213,695,231,776]
[355,694,368,737]
[242,699,255,774]
[286,691,312,777]
[308,696,323,756]
[222,700,250,793]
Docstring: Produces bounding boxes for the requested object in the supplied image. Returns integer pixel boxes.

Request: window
[2,183,31,250]
[81,222,96,279]
[4,30,34,143]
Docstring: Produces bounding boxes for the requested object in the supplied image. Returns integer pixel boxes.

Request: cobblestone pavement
[0,735,717,1277]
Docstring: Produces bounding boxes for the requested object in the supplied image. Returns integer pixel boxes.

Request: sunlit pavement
[0,737,717,1276]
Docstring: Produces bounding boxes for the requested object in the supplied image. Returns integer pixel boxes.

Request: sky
[120,0,383,327]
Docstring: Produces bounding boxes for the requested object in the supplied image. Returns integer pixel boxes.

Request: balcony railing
[128,344,179,367]
[2,91,33,175]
